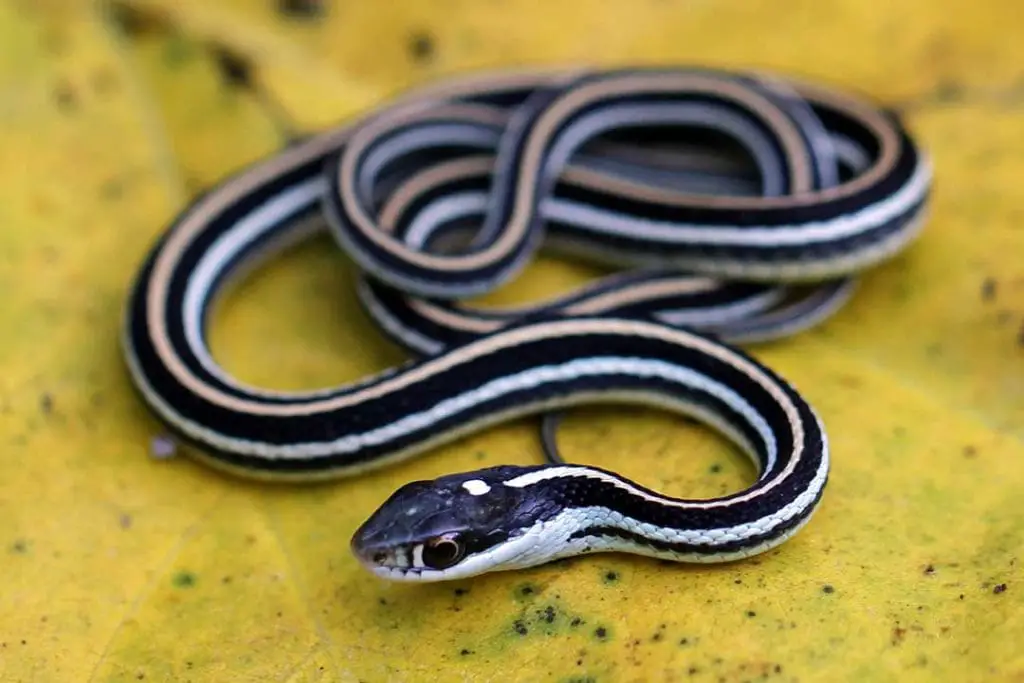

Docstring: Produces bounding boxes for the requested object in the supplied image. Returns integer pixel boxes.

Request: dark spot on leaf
[221,575,232,584]
[603,570,619,583]
[709,463,722,474]
[10,539,28,554]
[378,597,387,606]
[107,2,166,37]
[277,0,325,19]
[459,648,472,656]
[679,637,689,646]
[775,664,783,673]
[688,666,700,675]
[101,178,124,200]
[516,583,536,598]
[924,564,936,575]
[746,610,757,618]
[594,626,608,640]
[734,578,743,584]
[119,514,132,529]
[570,617,583,627]
[513,619,528,636]
[541,605,556,623]
[407,31,435,63]
[210,45,255,89]
[172,571,196,588]
[994,583,1007,594]
[892,626,907,645]
[981,277,998,301]
[963,446,977,458]
[822,584,835,594]
[54,84,76,111]
[40,393,53,415]
[933,79,966,103]
[454,587,468,597]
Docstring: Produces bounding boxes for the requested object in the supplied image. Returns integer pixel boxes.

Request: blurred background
[1,1,1021,681]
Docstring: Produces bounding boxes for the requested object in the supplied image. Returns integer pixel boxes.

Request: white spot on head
[462,479,491,496]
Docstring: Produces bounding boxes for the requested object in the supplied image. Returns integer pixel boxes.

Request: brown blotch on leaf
[210,45,256,90]
[277,0,325,19]
[407,31,436,64]
[107,2,167,36]
[981,277,998,301]
[54,83,76,111]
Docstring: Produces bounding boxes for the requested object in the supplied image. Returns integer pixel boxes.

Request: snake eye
[421,535,465,570]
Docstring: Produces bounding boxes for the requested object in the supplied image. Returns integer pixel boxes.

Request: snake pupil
[422,537,464,569]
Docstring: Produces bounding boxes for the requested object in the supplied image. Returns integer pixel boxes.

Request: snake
[120,66,930,581]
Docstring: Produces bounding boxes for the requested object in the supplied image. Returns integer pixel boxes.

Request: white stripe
[368,449,827,582]
[146,356,779,475]
[355,278,444,355]
[182,178,325,387]
[546,102,786,196]
[397,156,929,260]
[358,123,499,203]
[544,155,931,246]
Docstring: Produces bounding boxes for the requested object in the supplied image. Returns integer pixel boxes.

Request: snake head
[350,464,561,581]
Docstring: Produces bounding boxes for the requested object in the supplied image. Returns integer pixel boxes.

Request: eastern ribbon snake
[121,67,930,581]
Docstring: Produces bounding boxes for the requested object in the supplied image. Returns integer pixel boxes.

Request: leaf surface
[1,1,1021,681]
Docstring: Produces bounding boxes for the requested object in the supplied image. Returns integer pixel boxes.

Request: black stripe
[525,379,823,531]
[553,134,919,228]
[359,271,779,353]
[545,193,926,266]
[568,474,825,556]
[129,311,815,476]
[322,151,526,294]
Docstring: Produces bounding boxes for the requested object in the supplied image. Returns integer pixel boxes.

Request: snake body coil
[122,67,929,581]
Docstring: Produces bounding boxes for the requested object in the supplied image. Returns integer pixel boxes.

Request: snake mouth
[351,543,443,581]
[369,564,446,582]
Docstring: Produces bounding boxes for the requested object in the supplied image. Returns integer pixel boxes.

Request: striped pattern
[120,66,929,581]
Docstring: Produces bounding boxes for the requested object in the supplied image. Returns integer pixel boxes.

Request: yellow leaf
[1,1,1021,682]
